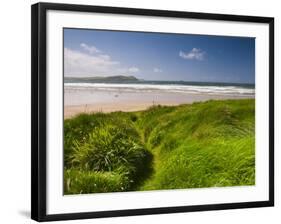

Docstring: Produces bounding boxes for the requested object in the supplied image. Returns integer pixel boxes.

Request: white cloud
[128,67,139,73]
[179,48,205,61]
[153,68,162,73]
[64,48,119,77]
[99,54,111,60]
[64,44,142,77]
[80,43,100,54]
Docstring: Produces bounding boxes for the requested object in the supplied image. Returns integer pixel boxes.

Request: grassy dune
[64,99,255,194]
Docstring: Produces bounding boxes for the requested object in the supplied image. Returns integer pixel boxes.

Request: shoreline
[64,95,254,119]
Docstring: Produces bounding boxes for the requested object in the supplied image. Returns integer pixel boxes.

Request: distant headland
[65,75,139,83]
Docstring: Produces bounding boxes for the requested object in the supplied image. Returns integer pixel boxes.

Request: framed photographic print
[31,2,274,222]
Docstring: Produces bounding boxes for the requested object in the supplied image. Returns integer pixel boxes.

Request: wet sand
[64,89,254,119]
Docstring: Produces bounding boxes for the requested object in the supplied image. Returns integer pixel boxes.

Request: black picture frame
[31,2,274,222]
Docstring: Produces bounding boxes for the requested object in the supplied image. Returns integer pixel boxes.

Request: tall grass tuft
[64,113,152,194]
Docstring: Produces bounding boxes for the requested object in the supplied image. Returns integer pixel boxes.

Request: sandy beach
[64,88,254,118]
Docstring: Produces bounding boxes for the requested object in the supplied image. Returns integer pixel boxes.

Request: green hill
[64,99,255,194]
[65,75,139,83]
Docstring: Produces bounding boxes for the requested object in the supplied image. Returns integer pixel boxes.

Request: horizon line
[64,75,255,85]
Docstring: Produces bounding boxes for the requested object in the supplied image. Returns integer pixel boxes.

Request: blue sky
[64,28,255,84]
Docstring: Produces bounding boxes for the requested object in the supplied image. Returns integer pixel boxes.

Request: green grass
[64,99,255,194]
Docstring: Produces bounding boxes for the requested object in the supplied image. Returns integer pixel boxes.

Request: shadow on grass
[130,150,154,191]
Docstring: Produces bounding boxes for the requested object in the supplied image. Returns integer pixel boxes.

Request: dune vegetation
[64,99,255,195]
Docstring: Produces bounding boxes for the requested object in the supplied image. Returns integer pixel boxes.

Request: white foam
[64,83,255,96]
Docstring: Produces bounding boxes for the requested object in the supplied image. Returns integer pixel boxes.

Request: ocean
[64,80,255,97]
